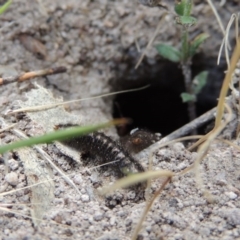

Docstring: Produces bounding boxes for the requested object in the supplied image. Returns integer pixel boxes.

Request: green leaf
[0,119,125,154]
[156,44,181,62]
[192,71,208,94]
[180,92,196,102]
[175,0,193,16]
[0,0,12,15]
[189,33,209,57]
[176,16,197,26]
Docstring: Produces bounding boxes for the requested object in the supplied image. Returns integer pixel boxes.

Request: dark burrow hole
[112,53,226,137]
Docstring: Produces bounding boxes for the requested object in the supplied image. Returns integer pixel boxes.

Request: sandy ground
[0,1,240,239]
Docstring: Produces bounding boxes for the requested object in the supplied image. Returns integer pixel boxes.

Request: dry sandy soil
[0,1,240,240]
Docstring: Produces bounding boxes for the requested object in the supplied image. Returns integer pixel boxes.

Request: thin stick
[0,66,67,85]
[159,107,216,144]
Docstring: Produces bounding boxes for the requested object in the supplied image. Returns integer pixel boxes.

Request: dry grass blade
[129,36,240,238]
[192,103,232,202]
[0,123,16,133]
[0,206,44,223]
[12,128,81,196]
[9,128,54,227]
[0,157,125,226]
[7,85,150,114]
[99,170,174,195]
[206,0,229,48]
[218,14,238,67]
[131,177,171,240]
[135,12,167,69]
[220,138,240,152]
[215,37,240,126]
[184,38,240,200]
[189,37,240,151]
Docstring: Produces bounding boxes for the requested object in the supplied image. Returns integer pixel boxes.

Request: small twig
[136,107,216,159]
[159,106,216,144]
[0,66,67,86]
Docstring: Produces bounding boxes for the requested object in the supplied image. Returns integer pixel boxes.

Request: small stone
[90,172,99,184]
[127,191,136,200]
[0,182,7,193]
[8,159,19,171]
[224,208,240,225]
[171,142,185,151]
[225,191,238,200]
[104,20,114,28]
[199,227,210,236]
[81,194,90,202]
[4,228,10,235]
[65,55,75,64]
[5,172,18,186]
[94,211,103,221]
[125,218,132,227]
[110,216,115,226]
[73,175,83,185]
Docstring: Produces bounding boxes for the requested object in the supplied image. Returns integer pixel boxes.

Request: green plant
[0,0,12,15]
[156,0,209,122]
[0,119,126,154]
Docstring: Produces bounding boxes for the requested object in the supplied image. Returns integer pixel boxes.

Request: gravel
[0,1,239,239]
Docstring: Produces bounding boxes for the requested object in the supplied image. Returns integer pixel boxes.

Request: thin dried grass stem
[194,103,232,201]
[206,0,229,47]
[218,14,238,67]
[216,37,240,126]
[135,12,167,69]
[7,85,150,114]
[131,177,171,240]
[11,128,81,195]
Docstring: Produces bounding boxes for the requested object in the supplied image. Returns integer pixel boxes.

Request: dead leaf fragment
[19,34,47,60]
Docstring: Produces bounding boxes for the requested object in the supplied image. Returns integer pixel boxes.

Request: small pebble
[4,228,10,235]
[110,216,115,226]
[94,211,104,221]
[224,208,240,225]
[81,194,90,202]
[127,191,136,200]
[225,191,238,200]
[73,175,83,185]
[8,159,19,171]
[5,172,18,186]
